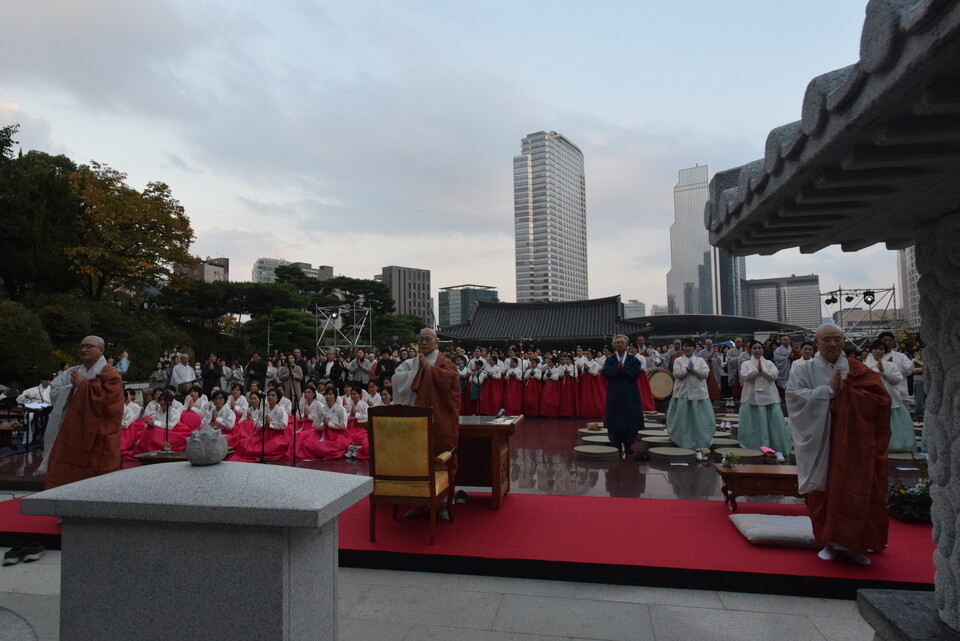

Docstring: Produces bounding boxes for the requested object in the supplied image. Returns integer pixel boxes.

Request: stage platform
[0,417,933,600]
[1,490,934,600]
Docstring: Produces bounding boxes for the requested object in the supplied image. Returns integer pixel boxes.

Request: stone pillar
[915,211,960,632]
[21,462,371,641]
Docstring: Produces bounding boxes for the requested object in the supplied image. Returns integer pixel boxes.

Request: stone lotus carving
[185,422,228,466]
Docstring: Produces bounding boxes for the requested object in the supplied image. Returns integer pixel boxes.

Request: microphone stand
[259,392,267,464]
[164,403,170,452]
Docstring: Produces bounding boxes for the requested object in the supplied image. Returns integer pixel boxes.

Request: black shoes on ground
[3,542,44,566]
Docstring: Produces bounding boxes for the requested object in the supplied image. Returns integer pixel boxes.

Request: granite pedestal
[20,462,371,641]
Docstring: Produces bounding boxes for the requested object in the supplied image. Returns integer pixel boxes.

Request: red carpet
[339,493,934,597]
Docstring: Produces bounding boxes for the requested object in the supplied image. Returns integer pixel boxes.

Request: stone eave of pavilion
[704,0,960,255]
[626,314,807,339]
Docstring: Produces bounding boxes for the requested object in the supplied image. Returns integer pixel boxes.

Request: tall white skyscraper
[666,165,746,315]
[514,131,588,303]
[897,246,920,328]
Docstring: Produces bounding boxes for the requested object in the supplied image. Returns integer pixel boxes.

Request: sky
[1,0,898,316]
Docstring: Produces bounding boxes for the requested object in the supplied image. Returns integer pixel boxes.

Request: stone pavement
[0,546,876,641]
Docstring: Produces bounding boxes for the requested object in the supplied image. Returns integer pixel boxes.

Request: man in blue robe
[602,335,644,459]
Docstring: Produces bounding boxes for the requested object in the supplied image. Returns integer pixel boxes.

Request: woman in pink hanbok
[230,389,290,462]
[296,388,349,460]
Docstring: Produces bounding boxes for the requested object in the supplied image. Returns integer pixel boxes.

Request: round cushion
[581,435,612,445]
[888,452,925,465]
[649,370,675,400]
[711,438,740,450]
[573,445,620,460]
[640,436,674,447]
[638,429,669,438]
[578,427,608,437]
[648,446,696,464]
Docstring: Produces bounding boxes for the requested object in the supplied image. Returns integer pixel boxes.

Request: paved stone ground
[0,546,877,641]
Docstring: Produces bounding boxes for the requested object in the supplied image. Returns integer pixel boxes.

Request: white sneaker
[695,451,704,461]
[345,444,360,458]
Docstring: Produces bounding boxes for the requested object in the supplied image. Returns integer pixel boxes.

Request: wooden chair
[367,405,455,545]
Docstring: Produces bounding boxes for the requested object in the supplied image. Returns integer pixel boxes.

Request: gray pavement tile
[649,604,826,641]
[0,592,59,640]
[573,583,724,609]
[492,594,654,640]
[0,562,60,596]
[404,625,574,641]
[338,581,373,616]
[809,615,876,641]
[340,617,415,641]
[440,574,579,598]
[718,592,860,619]
[345,584,502,629]
[339,567,448,588]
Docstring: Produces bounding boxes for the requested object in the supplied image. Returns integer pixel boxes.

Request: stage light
[845,295,854,303]
[863,291,876,304]
[825,296,837,305]
[331,310,340,319]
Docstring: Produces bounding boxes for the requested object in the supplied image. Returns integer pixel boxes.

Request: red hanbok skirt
[478,379,503,416]
[578,374,605,420]
[522,379,542,417]
[502,378,523,416]
[128,421,192,458]
[558,377,575,417]
[540,380,560,418]
[638,371,656,412]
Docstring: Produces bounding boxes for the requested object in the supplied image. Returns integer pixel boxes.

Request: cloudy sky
[2,0,897,315]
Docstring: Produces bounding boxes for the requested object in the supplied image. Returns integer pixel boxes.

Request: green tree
[66,162,195,300]
[0,300,57,387]
[239,308,316,354]
[0,132,81,297]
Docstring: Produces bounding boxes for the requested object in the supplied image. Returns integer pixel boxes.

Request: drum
[649,369,675,400]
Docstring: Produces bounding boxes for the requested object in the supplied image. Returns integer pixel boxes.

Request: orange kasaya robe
[45,364,124,490]
[805,357,891,554]
[411,353,462,479]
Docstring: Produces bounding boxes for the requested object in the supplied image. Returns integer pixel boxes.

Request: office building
[438,284,498,328]
[189,257,229,282]
[379,266,432,326]
[897,246,920,329]
[252,258,333,284]
[622,300,646,318]
[650,304,670,316]
[514,131,588,303]
[666,165,745,315]
[742,274,821,329]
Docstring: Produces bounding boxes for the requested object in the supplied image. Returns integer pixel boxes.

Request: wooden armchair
[367,405,455,545]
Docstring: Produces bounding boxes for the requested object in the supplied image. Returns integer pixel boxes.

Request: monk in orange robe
[786,324,891,564]
[391,328,462,479]
[44,335,124,490]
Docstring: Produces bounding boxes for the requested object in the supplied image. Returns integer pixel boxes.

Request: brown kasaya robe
[410,353,462,479]
[45,364,124,489]
[805,357,891,554]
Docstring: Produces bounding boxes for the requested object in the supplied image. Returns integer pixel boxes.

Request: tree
[0,136,81,297]
[65,162,195,300]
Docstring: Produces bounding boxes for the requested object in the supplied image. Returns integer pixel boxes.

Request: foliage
[66,162,195,300]
[888,469,932,523]
[0,301,57,388]
[239,308,317,355]
[374,314,423,347]
[0,146,81,298]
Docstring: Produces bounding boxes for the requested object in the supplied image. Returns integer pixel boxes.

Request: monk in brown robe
[44,335,124,489]
[786,324,891,564]
[392,328,462,479]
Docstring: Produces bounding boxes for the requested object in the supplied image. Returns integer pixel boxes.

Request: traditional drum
[649,369,675,400]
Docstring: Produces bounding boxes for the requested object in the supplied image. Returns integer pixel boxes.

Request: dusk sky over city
[2,0,897,313]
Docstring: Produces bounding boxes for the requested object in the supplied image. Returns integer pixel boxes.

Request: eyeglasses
[79,344,103,350]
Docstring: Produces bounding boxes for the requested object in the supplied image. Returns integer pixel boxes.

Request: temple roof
[705,0,960,256]
[437,296,650,343]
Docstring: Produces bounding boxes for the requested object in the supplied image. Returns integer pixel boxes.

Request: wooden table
[135,449,233,465]
[711,463,802,512]
[456,415,523,509]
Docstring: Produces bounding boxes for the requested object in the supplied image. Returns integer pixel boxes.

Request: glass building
[514,131,588,303]
[666,165,745,315]
[741,274,821,329]
[438,284,499,328]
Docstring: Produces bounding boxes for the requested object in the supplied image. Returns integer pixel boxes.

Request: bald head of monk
[78,336,105,368]
[814,324,845,364]
[416,328,439,357]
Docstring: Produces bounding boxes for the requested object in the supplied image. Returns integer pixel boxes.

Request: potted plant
[888,470,932,524]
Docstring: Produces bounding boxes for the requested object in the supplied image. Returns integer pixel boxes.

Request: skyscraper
[666,165,745,315]
[741,274,821,329]
[378,266,433,327]
[514,131,588,303]
[897,246,920,328]
[438,284,499,328]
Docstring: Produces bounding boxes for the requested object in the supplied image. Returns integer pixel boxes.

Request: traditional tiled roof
[705,0,960,255]
[437,296,650,343]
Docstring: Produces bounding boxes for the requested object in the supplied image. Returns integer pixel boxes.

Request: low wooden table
[711,463,802,512]
[456,415,523,509]
[135,449,233,465]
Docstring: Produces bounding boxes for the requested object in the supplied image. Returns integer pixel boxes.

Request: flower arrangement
[721,451,740,467]
[888,473,932,523]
